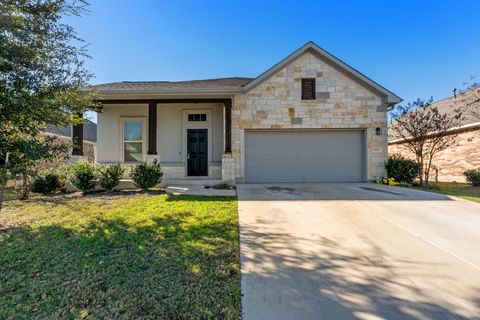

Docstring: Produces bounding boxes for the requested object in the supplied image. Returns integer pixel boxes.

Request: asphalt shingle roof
[92,77,253,93]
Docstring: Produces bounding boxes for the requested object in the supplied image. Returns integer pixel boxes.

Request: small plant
[130,160,163,190]
[385,154,420,184]
[376,177,399,186]
[464,168,480,187]
[69,162,97,193]
[98,164,125,191]
[30,171,63,195]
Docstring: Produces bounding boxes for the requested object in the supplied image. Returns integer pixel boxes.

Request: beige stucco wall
[389,127,480,182]
[231,51,388,182]
[96,103,224,178]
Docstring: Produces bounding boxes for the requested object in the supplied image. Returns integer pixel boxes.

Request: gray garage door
[245,130,365,183]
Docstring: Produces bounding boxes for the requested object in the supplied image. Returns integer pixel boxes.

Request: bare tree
[455,76,480,120]
[390,99,463,186]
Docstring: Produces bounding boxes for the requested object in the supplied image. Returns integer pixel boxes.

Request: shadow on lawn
[240,226,479,320]
[0,211,240,319]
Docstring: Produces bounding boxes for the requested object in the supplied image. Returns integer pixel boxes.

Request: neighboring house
[75,41,400,184]
[47,119,97,163]
[389,87,480,182]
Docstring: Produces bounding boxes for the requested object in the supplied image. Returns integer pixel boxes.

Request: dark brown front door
[187,129,208,176]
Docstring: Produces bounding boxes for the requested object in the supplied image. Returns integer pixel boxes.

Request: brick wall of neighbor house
[389,128,480,182]
[231,52,388,182]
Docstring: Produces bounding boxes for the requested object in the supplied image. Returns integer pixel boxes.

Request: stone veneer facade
[389,127,480,182]
[231,52,389,182]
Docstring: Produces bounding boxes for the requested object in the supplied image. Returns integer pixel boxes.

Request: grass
[0,192,240,319]
[410,182,480,203]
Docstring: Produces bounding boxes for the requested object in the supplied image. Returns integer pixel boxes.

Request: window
[188,113,207,122]
[123,120,143,162]
[301,78,316,100]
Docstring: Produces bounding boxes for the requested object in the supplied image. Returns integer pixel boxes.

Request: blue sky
[70,1,480,122]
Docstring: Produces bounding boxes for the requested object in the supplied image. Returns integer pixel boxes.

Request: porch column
[148,101,157,155]
[224,99,232,153]
[72,113,84,156]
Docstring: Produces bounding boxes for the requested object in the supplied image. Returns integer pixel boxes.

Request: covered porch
[71,98,235,184]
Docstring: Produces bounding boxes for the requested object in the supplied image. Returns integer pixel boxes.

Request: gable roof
[243,41,402,105]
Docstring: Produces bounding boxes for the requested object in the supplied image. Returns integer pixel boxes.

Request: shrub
[30,171,63,195]
[130,160,163,190]
[98,164,125,191]
[464,168,480,187]
[385,154,420,184]
[69,162,97,193]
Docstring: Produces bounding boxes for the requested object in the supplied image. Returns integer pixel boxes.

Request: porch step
[116,179,224,189]
[162,179,224,186]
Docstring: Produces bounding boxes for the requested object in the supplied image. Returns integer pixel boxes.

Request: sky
[67,0,480,123]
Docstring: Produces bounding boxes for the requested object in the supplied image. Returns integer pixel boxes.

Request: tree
[0,0,99,203]
[389,98,463,186]
[456,76,480,120]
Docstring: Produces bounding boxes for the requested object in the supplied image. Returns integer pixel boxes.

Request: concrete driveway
[237,183,480,320]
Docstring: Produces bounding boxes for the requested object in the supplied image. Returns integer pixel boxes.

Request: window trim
[120,117,146,163]
[301,78,316,100]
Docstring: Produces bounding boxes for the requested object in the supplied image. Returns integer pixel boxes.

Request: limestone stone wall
[232,51,388,182]
[389,128,480,182]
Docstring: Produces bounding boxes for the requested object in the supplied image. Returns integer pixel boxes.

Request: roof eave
[97,88,244,98]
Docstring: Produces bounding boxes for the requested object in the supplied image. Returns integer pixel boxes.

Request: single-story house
[71,41,401,184]
[389,87,480,182]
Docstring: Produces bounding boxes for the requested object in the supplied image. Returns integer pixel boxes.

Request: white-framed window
[121,118,145,162]
[188,113,207,122]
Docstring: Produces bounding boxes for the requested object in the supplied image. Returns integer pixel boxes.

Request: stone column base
[222,153,235,184]
[68,154,87,163]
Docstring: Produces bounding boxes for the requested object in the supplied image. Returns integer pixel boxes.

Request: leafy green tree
[0,0,98,201]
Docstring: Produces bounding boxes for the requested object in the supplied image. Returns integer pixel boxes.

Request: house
[71,41,401,184]
[389,87,480,182]
[47,120,97,163]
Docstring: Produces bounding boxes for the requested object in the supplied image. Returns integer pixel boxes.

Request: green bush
[30,171,63,195]
[69,162,97,193]
[385,154,420,184]
[130,160,163,190]
[98,163,125,191]
[464,168,480,187]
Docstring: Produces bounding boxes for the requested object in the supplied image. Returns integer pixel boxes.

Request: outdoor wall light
[375,127,382,135]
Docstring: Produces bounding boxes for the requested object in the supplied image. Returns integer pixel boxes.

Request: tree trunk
[418,155,424,186]
[18,174,29,200]
[0,186,4,214]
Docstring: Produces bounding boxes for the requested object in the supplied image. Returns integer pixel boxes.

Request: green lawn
[0,193,240,319]
[411,182,480,203]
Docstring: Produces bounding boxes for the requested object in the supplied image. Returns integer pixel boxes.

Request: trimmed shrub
[385,154,420,184]
[69,162,97,193]
[464,168,480,187]
[130,160,163,190]
[30,171,63,195]
[98,164,125,191]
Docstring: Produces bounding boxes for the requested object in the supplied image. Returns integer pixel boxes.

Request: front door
[187,129,208,176]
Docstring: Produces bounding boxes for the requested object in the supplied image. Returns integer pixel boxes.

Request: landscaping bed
[0,193,240,319]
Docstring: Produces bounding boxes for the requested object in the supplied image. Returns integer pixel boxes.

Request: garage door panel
[245,130,364,183]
